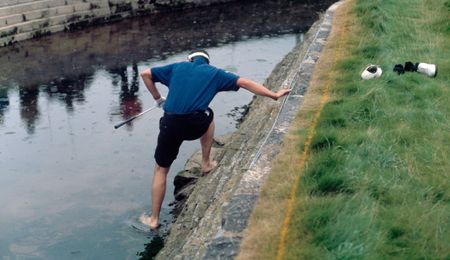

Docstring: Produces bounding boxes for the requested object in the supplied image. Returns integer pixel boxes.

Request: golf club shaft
[114,105,158,129]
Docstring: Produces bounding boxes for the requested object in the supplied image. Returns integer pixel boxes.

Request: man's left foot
[140,214,160,230]
[202,160,218,174]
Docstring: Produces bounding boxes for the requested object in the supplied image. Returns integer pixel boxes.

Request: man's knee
[154,155,176,169]
[154,163,170,175]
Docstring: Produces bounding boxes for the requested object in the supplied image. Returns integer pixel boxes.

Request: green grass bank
[239,0,450,259]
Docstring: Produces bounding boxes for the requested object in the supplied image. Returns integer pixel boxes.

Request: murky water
[0,0,334,258]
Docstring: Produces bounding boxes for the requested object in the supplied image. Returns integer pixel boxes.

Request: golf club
[114,105,158,129]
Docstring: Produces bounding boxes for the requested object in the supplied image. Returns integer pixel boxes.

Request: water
[0,0,334,258]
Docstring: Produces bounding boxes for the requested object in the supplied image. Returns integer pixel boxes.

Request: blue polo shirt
[151,57,240,114]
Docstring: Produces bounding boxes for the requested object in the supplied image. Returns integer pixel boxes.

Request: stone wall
[0,0,235,47]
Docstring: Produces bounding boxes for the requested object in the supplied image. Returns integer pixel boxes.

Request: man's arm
[140,68,162,100]
[237,77,290,100]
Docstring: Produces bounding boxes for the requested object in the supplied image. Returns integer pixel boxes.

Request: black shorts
[154,108,214,168]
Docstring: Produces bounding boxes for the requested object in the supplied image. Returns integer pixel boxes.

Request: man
[140,50,290,230]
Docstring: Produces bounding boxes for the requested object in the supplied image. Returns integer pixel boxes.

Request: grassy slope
[239,0,450,259]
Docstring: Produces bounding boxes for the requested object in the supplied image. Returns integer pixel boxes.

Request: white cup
[417,63,437,77]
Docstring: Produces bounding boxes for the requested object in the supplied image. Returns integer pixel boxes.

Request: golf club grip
[114,116,137,129]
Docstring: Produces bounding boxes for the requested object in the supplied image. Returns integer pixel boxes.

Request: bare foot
[139,214,160,230]
[202,160,218,174]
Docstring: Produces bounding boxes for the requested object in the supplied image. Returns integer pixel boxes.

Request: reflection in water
[0,88,9,125]
[16,76,91,134]
[19,87,39,134]
[108,63,143,129]
[41,75,90,112]
[0,0,336,258]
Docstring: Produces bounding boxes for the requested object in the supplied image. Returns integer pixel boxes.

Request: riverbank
[240,0,450,258]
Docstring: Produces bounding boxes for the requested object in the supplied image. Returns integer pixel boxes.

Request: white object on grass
[361,64,382,80]
[417,63,437,77]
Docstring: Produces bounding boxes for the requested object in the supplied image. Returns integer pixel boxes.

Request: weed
[311,134,336,152]
[0,27,18,38]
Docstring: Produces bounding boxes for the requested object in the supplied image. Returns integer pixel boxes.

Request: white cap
[188,52,210,63]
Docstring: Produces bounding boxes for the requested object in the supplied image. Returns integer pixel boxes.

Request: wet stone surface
[221,194,258,232]
[204,236,242,260]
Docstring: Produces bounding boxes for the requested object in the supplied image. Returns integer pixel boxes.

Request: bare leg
[200,121,217,173]
[146,164,170,229]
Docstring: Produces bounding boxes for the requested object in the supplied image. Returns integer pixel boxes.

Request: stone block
[17,0,40,5]
[73,3,92,12]
[108,0,128,5]
[0,1,35,8]
[90,7,111,18]
[56,5,74,15]
[49,14,70,26]
[24,9,46,21]
[0,7,12,17]
[90,7,112,17]
[14,31,31,42]
[42,8,59,19]
[0,1,15,8]
[0,1,48,17]
[80,0,110,10]
[5,14,24,26]
[46,0,67,8]
[23,20,42,33]
[46,23,66,33]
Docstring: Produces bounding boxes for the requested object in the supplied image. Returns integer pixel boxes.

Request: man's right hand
[156,97,166,108]
[276,87,291,100]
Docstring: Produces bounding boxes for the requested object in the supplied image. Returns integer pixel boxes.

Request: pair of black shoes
[393,61,419,74]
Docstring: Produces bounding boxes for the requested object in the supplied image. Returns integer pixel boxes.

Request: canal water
[0,0,334,258]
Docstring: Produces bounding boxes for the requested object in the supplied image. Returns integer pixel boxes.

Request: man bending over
[140,50,290,230]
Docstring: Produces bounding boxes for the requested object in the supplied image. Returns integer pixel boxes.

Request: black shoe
[393,64,405,75]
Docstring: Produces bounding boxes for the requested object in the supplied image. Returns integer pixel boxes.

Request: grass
[238,0,450,259]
